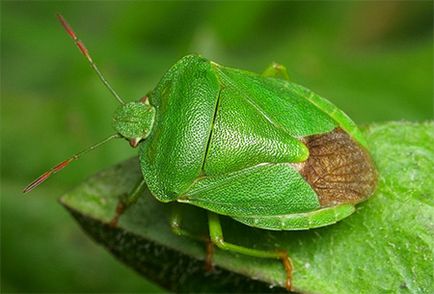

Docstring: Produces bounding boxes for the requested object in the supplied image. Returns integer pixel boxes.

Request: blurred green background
[1,1,432,293]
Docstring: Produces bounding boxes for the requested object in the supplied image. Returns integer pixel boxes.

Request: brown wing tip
[300,128,377,207]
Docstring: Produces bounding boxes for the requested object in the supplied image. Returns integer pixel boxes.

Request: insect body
[120,55,376,229]
[25,15,377,291]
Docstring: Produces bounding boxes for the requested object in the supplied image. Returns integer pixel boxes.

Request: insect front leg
[262,62,290,81]
[208,212,293,291]
[109,178,146,227]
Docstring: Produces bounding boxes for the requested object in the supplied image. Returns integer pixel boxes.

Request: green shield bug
[24,15,377,291]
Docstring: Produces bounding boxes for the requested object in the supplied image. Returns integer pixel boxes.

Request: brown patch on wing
[300,128,377,207]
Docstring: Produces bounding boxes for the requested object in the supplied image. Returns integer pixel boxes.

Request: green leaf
[61,121,433,293]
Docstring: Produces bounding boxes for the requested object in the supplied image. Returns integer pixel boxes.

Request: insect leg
[170,207,208,241]
[170,207,213,270]
[109,178,146,227]
[262,62,290,81]
[208,212,293,291]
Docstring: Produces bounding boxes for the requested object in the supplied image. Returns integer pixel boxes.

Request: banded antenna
[56,14,125,104]
[23,134,122,193]
[23,14,129,193]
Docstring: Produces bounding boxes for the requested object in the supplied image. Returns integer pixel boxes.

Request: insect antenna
[56,14,125,105]
[23,134,122,194]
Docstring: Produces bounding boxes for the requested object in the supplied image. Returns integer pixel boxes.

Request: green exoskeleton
[24,15,377,291]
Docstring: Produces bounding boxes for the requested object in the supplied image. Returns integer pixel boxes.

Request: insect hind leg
[262,62,290,81]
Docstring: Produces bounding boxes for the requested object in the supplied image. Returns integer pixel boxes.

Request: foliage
[61,122,434,293]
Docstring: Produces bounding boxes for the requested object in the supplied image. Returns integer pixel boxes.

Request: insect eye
[129,138,141,148]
